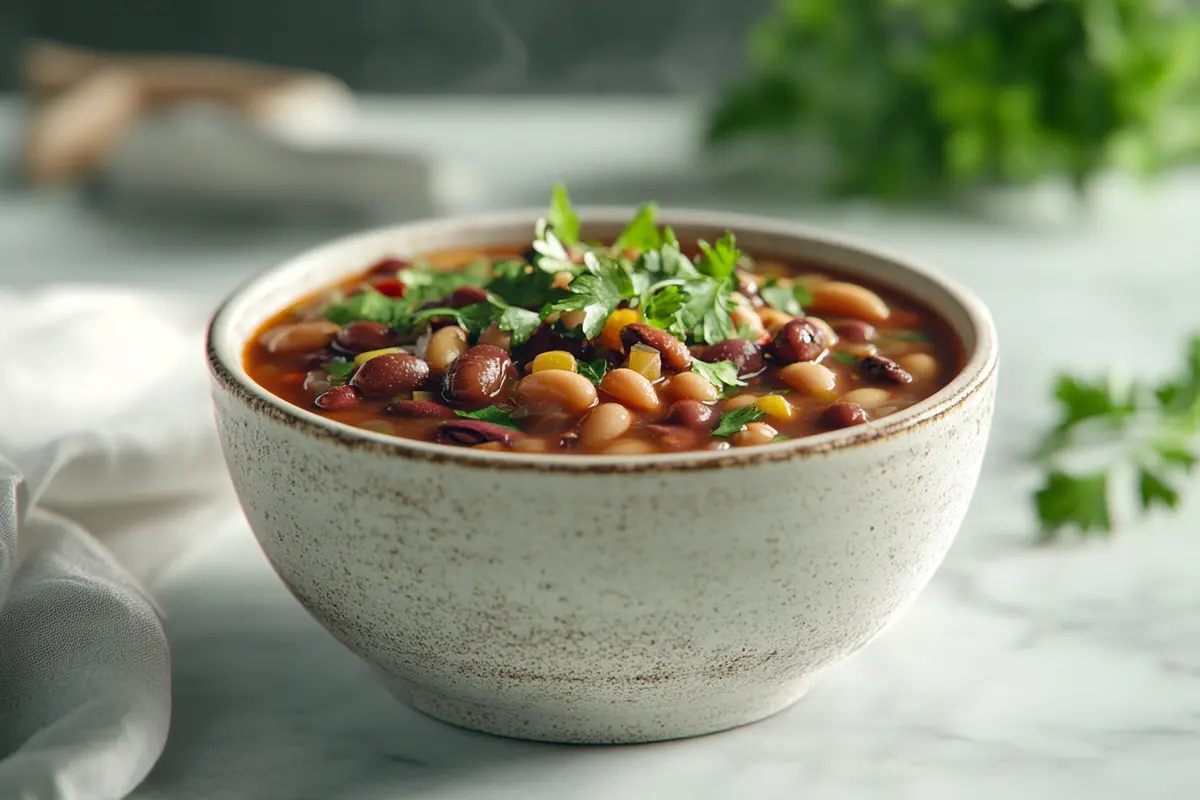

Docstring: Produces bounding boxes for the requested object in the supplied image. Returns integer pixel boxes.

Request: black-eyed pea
[578,403,634,449]
[841,387,893,410]
[478,322,512,351]
[899,353,940,383]
[668,371,719,402]
[810,282,891,322]
[732,421,778,447]
[603,438,655,455]
[778,361,837,399]
[600,368,661,412]
[515,370,598,414]
[758,307,795,335]
[424,325,469,371]
[262,320,340,355]
[723,393,761,411]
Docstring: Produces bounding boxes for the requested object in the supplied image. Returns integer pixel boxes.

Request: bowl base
[377,672,817,744]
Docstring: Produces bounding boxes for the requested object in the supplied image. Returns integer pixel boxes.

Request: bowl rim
[208,206,997,473]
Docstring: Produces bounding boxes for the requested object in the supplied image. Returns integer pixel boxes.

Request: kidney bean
[833,319,876,343]
[334,321,400,354]
[351,353,431,398]
[644,424,705,451]
[859,355,913,385]
[820,402,871,429]
[768,318,827,364]
[314,385,360,411]
[442,345,514,405]
[385,400,456,418]
[445,286,490,308]
[620,323,693,371]
[735,267,763,307]
[368,256,410,277]
[437,419,519,447]
[702,338,765,378]
[666,400,720,431]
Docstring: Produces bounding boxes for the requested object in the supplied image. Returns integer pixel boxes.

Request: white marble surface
[3,97,1200,798]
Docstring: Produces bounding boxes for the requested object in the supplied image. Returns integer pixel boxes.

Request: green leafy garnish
[324,289,399,326]
[759,278,810,315]
[323,359,356,378]
[545,252,639,339]
[830,352,858,365]
[1032,335,1200,542]
[486,259,559,308]
[547,183,580,246]
[454,407,521,431]
[613,204,662,252]
[398,260,490,307]
[692,360,746,395]
[578,358,608,385]
[696,233,742,281]
[411,302,497,336]
[712,405,768,438]
[495,306,541,345]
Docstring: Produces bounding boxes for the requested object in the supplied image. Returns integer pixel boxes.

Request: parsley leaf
[1034,470,1112,542]
[578,358,608,384]
[547,183,580,246]
[613,203,662,252]
[496,306,541,345]
[454,407,521,431]
[1138,468,1179,512]
[545,252,637,339]
[830,352,858,365]
[324,289,400,326]
[323,359,356,378]
[692,360,746,394]
[696,232,742,281]
[712,405,767,437]
[681,278,737,345]
[760,278,809,316]
[531,225,577,275]
[399,259,490,307]
[412,302,497,336]
[487,259,559,308]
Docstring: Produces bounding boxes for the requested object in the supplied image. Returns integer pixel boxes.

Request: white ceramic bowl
[208,209,997,744]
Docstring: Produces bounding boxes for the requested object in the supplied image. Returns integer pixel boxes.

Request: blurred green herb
[454,407,521,431]
[1033,335,1200,541]
[709,0,1200,199]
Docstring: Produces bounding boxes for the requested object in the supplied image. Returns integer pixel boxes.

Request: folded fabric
[0,287,234,799]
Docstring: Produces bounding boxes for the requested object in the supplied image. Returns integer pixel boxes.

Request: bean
[303,369,333,396]
[806,316,839,348]
[262,320,340,355]
[437,419,519,447]
[600,368,661,412]
[859,355,913,385]
[758,307,794,335]
[552,271,574,290]
[841,342,878,358]
[385,400,456,418]
[899,353,940,383]
[334,321,399,354]
[350,353,430,398]
[478,322,513,352]
[560,310,588,331]
[578,403,634,448]
[723,393,761,411]
[620,323,693,371]
[445,286,490,308]
[515,370,598,414]
[778,361,837,397]
[644,424,705,451]
[735,267,762,306]
[768,318,827,364]
[731,303,768,343]
[602,439,655,455]
[667,371,719,403]
[512,438,550,453]
[424,325,469,371]
[833,319,877,343]
[666,400,720,431]
[732,421,778,447]
[820,402,871,429]
[442,345,514,405]
[841,387,892,410]
[314,384,360,411]
[702,339,765,378]
[810,282,890,322]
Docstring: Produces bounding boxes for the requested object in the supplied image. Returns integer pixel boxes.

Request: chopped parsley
[454,406,521,431]
[691,360,746,395]
[547,183,580,246]
[578,357,608,384]
[323,359,356,378]
[712,405,767,437]
[613,203,662,252]
[830,352,858,365]
[760,278,811,316]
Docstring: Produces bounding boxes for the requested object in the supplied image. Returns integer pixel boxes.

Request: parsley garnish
[712,405,767,437]
[323,359,356,378]
[454,407,521,431]
[487,259,559,308]
[613,203,662,252]
[545,252,639,339]
[691,360,746,395]
[1033,335,1200,542]
[324,289,399,326]
[760,278,811,315]
[578,358,608,385]
[830,352,858,365]
[411,302,498,336]
[495,306,541,345]
[547,183,580,246]
[696,232,742,281]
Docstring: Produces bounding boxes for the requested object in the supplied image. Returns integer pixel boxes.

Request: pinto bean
[768,318,827,364]
[262,320,340,355]
[515,370,598,414]
[810,281,891,322]
[385,400,456,418]
[833,319,876,343]
[667,371,719,402]
[702,338,765,378]
[334,321,399,354]
[820,402,871,429]
[442,345,513,405]
[732,421,778,447]
[424,325,469,371]
[665,400,720,432]
[314,384,360,411]
[859,354,914,385]
[600,368,661,412]
[437,419,519,447]
[735,267,762,306]
[445,286,490,308]
[578,403,633,448]
[620,323,693,371]
[350,353,430,398]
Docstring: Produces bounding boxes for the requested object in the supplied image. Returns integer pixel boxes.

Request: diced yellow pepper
[598,308,641,350]
[530,350,578,374]
[412,390,435,402]
[755,394,795,421]
[628,344,662,381]
[354,346,403,367]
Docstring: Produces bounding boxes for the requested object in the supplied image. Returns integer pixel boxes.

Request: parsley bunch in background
[1033,335,1200,542]
[709,0,1200,200]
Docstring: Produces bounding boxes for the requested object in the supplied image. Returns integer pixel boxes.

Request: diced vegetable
[530,350,578,374]
[354,347,404,367]
[628,344,662,382]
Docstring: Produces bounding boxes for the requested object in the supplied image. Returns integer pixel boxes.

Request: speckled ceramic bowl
[207,209,997,744]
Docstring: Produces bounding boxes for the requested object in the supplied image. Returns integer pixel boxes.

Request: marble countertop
[3,97,1199,798]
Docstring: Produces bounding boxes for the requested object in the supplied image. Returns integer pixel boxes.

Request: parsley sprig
[1033,335,1200,542]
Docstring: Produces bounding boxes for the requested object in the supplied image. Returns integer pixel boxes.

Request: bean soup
[246,188,961,455]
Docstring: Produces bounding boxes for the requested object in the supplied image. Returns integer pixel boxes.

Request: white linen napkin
[0,286,233,799]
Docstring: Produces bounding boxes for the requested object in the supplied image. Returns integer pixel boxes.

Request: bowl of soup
[207,194,997,743]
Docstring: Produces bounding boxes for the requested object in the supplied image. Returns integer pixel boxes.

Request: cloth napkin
[0,287,233,799]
